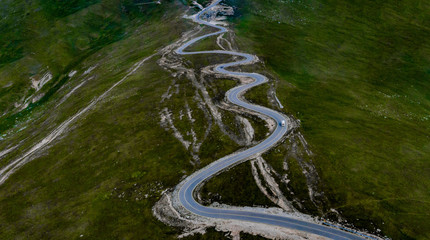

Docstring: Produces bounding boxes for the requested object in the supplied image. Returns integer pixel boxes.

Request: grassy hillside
[0,1,244,238]
[1,0,429,239]
[0,0,202,239]
[0,0,165,133]
[225,0,430,239]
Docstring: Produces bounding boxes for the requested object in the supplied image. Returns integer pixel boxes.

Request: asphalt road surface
[175,1,373,239]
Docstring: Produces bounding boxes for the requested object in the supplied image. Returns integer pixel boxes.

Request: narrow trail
[173,1,376,239]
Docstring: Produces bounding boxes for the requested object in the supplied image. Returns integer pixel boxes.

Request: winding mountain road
[174,1,372,239]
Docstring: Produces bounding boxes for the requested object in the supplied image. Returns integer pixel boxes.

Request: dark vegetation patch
[183,227,268,240]
[39,0,100,18]
[200,161,276,207]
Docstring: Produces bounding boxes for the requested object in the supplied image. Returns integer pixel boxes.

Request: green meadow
[224,0,430,238]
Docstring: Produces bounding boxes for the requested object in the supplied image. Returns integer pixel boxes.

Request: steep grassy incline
[225,0,430,239]
[0,1,251,239]
[0,0,165,133]
[0,1,208,239]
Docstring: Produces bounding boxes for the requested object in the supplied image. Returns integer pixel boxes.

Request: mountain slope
[224,0,430,239]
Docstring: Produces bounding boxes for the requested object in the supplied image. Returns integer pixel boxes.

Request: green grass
[2,0,429,239]
[0,45,245,239]
[226,0,430,238]
[200,161,276,207]
[0,58,192,240]
[0,1,253,238]
[0,1,204,239]
[186,33,222,52]
[0,0,171,133]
